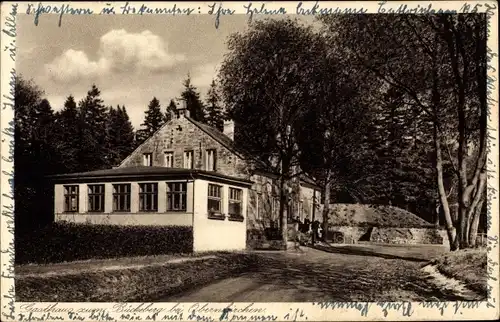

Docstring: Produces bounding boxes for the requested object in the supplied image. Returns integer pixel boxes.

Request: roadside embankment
[16,252,261,302]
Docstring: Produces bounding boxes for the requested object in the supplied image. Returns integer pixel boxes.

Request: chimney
[223,120,234,141]
[177,99,190,118]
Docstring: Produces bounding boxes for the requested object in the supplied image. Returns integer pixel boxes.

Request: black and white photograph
[1,1,499,320]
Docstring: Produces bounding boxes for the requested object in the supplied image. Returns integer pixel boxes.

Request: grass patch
[16,252,261,302]
[16,252,228,276]
[433,249,487,296]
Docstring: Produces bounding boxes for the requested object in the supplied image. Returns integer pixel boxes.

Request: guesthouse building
[51,104,321,251]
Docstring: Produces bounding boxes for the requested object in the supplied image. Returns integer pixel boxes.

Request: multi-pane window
[143,153,152,166]
[139,183,158,211]
[183,150,194,169]
[113,184,131,212]
[64,185,79,212]
[205,149,217,171]
[228,188,243,217]
[207,184,222,213]
[88,184,105,212]
[164,152,174,168]
[167,182,187,211]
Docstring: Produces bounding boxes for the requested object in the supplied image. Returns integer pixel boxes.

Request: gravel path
[160,246,472,302]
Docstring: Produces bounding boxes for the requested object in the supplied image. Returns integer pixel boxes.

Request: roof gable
[186,116,249,159]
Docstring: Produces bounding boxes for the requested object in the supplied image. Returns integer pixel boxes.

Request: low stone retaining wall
[371,227,448,245]
[328,226,448,245]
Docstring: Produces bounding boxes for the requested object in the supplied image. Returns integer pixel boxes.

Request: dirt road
[159,245,468,302]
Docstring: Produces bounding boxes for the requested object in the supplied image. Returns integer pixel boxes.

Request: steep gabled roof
[117,115,319,190]
[186,116,250,159]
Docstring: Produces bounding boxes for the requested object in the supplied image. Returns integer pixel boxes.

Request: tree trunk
[434,199,440,226]
[467,172,487,247]
[434,122,458,250]
[468,196,485,248]
[322,178,332,242]
[279,176,288,250]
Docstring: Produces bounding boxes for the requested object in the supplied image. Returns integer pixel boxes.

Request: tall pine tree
[77,84,109,171]
[136,97,166,146]
[165,99,178,122]
[205,80,224,131]
[54,95,80,173]
[107,105,135,166]
[141,97,166,136]
[180,74,206,122]
[14,77,59,231]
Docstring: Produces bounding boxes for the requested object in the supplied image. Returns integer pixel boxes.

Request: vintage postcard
[1,1,499,321]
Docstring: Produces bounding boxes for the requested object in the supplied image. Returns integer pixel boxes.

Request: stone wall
[328,226,370,244]
[370,227,448,245]
[120,115,249,180]
[327,226,448,245]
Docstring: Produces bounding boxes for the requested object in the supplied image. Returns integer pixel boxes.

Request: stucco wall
[119,115,249,179]
[192,179,247,252]
[56,213,193,226]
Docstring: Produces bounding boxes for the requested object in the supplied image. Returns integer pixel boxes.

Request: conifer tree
[53,95,80,173]
[205,80,224,131]
[142,97,166,136]
[77,84,109,171]
[165,99,178,122]
[107,105,135,165]
[180,74,206,122]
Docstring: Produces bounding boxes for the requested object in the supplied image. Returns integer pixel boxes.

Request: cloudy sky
[17,14,315,129]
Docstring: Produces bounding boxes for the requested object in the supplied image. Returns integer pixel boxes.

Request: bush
[15,222,193,264]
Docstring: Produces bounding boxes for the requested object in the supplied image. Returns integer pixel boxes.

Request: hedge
[15,222,193,264]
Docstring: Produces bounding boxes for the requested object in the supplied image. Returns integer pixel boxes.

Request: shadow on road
[250,251,465,302]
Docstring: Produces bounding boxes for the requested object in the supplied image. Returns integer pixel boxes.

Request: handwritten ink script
[1,3,17,321]
[16,303,304,322]
[24,1,496,30]
[484,1,499,313]
[312,302,372,317]
[25,2,198,27]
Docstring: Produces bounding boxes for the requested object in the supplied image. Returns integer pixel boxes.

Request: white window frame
[139,182,158,212]
[205,149,217,171]
[164,151,174,168]
[167,182,187,211]
[228,187,243,218]
[183,150,194,169]
[207,184,222,213]
[113,183,131,212]
[88,184,105,213]
[64,185,79,212]
[143,153,152,166]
